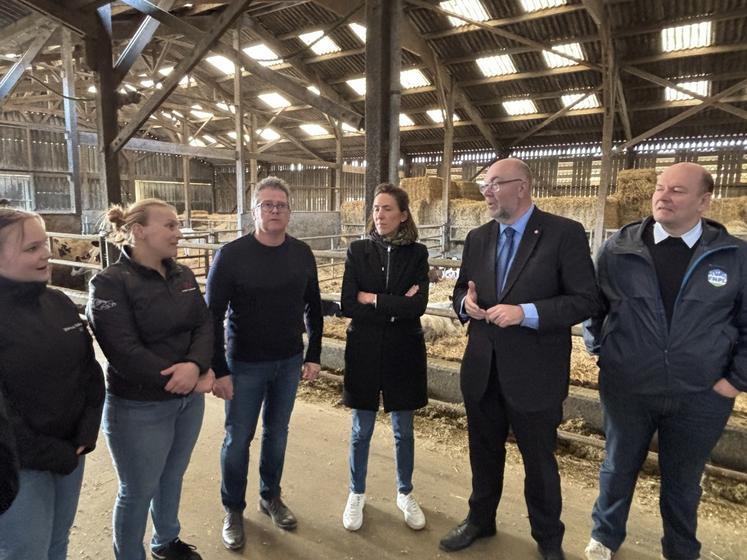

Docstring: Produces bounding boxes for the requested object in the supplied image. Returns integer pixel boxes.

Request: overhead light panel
[476,54,517,77]
[519,0,566,13]
[502,99,538,115]
[662,21,712,52]
[561,93,600,110]
[542,42,584,68]
[300,124,328,137]
[439,0,490,28]
[348,23,367,43]
[346,77,366,96]
[206,55,235,75]
[665,80,710,101]
[299,30,341,56]
[426,109,461,123]
[243,43,283,67]
[258,92,291,109]
[400,69,431,89]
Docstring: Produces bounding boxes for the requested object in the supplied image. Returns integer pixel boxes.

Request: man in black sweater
[584,162,746,560]
[206,176,322,551]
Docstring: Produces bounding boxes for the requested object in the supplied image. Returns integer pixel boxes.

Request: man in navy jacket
[584,162,746,560]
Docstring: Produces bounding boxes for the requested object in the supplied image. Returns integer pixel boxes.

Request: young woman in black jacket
[340,183,430,532]
[86,199,213,560]
[0,208,104,560]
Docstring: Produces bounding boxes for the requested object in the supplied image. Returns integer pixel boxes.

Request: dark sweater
[206,233,323,377]
[0,389,19,513]
[643,222,698,326]
[87,247,213,401]
[0,277,104,475]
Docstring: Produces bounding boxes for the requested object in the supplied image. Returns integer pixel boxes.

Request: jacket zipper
[385,245,391,290]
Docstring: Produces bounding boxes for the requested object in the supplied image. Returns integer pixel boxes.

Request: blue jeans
[102,392,205,560]
[591,387,734,560]
[0,458,85,560]
[221,353,303,511]
[349,409,415,495]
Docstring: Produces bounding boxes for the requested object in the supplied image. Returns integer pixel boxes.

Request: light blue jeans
[102,392,204,560]
[0,458,85,560]
[349,409,415,495]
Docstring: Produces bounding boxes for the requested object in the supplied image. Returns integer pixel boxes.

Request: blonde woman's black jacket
[0,277,104,475]
[0,389,19,512]
[87,246,213,401]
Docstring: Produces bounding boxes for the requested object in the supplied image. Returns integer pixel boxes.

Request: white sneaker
[396,492,426,530]
[343,492,365,531]
[585,538,613,560]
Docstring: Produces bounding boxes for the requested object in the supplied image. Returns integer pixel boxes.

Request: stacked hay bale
[707,197,747,225]
[536,197,620,231]
[339,200,365,245]
[400,176,444,227]
[610,168,657,226]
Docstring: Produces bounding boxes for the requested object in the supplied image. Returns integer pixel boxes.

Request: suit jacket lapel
[498,208,543,302]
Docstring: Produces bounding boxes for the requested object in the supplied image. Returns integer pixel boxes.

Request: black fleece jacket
[87,246,213,401]
[0,277,104,475]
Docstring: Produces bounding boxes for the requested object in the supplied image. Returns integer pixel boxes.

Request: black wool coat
[341,239,429,412]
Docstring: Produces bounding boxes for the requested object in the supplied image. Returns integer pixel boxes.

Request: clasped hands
[464,280,524,328]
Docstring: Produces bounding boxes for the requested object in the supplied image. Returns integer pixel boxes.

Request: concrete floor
[66,387,746,560]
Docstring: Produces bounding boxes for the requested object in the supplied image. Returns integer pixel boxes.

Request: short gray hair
[253,176,290,207]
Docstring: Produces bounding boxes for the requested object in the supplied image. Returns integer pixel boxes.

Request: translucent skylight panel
[542,42,584,68]
[399,113,415,127]
[342,122,360,134]
[426,109,461,123]
[662,21,712,53]
[206,55,235,75]
[307,85,321,95]
[190,105,213,119]
[348,23,367,43]
[476,54,517,77]
[300,124,328,137]
[227,131,237,139]
[258,92,291,109]
[346,78,366,96]
[215,102,236,114]
[502,99,538,115]
[243,44,283,67]
[189,137,206,147]
[439,0,490,28]
[400,69,431,89]
[664,80,710,101]
[87,85,97,93]
[202,134,217,144]
[299,30,341,56]
[259,128,281,141]
[519,0,566,13]
[561,93,600,110]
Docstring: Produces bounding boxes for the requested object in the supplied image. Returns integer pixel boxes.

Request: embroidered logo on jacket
[90,298,117,310]
[707,268,728,288]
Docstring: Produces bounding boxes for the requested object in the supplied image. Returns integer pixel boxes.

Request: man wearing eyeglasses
[206,176,322,551]
[440,158,600,560]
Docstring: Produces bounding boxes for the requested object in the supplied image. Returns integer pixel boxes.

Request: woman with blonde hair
[87,198,213,560]
[340,183,430,532]
[0,208,104,559]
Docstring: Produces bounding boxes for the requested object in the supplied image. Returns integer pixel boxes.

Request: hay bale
[340,200,365,225]
[613,168,657,225]
[725,220,747,234]
[707,197,747,225]
[455,180,483,201]
[400,176,443,203]
[534,197,620,230]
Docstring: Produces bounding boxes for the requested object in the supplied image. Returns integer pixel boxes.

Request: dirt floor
[69,371,747,560]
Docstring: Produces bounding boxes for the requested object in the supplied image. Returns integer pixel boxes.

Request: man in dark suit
[440,158,600,560]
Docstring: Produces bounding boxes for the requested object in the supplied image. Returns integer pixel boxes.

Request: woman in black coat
[340,183,429,532]
[0,208,104,560]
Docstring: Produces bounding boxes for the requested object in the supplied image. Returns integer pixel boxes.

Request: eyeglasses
[255,201,290,213]
[479,177,524,195]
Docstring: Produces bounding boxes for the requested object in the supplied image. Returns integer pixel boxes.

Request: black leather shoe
[538,545,566,560]
[439,519,496,552]
[259,496,298,530]
[221,510,244,550]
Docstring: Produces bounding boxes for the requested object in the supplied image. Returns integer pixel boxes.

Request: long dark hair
[366,183,419,241]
